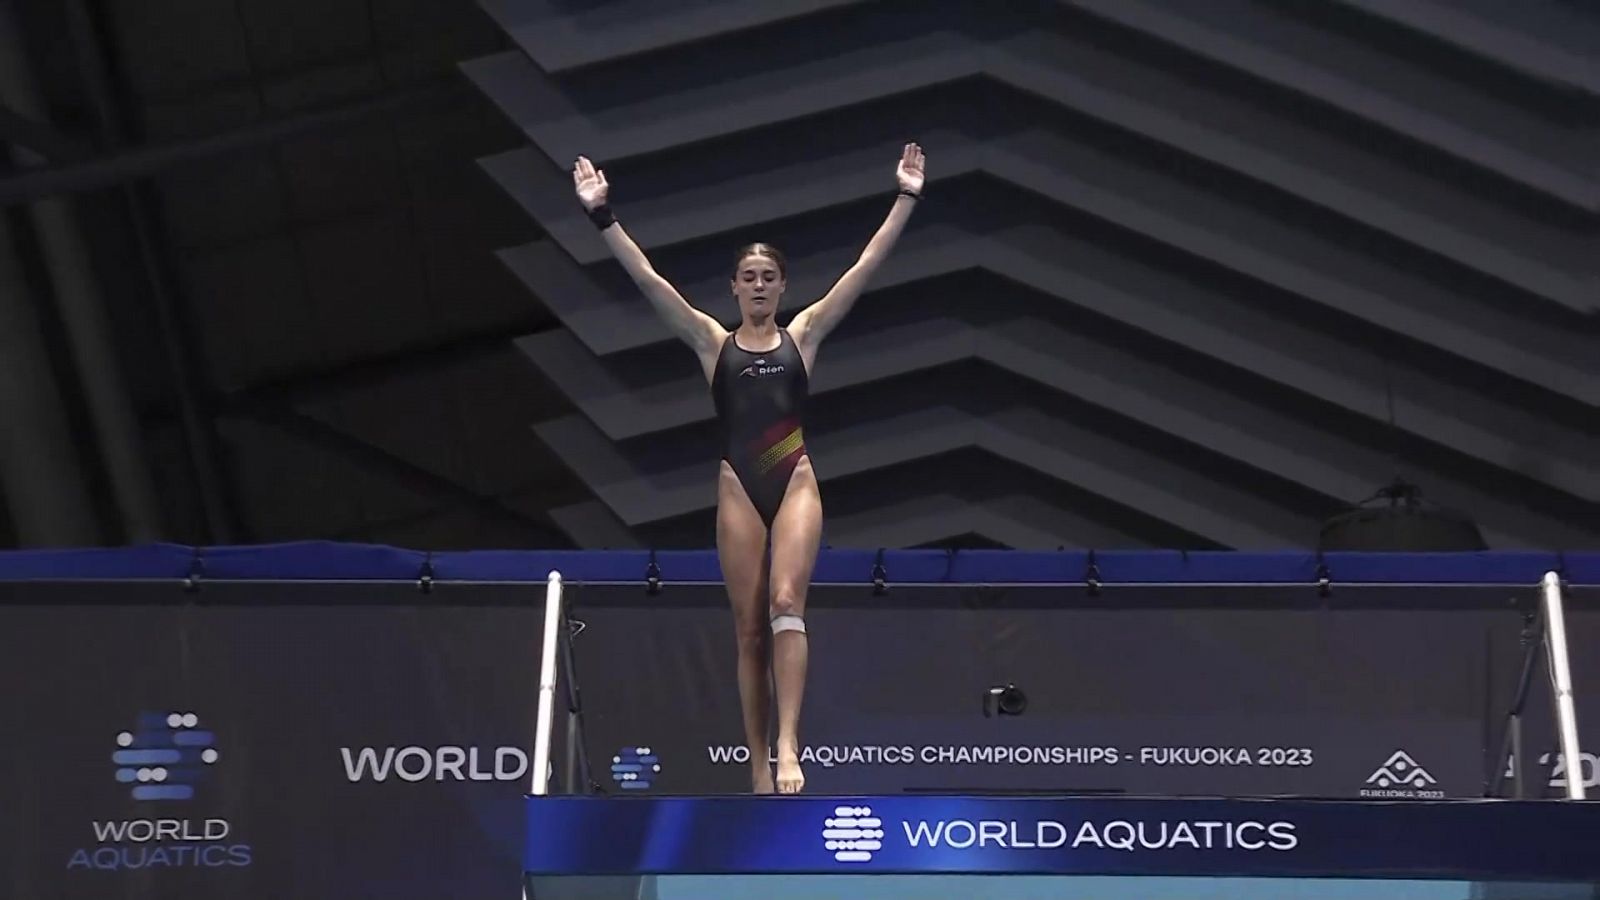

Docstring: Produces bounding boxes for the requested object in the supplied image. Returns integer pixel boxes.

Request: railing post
[531,570,564,797]
[1541,571,1585,800]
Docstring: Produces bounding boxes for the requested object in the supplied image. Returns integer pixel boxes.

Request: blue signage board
[525,794,1600,882]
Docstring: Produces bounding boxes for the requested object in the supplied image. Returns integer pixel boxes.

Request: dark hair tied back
[733,243,786,280]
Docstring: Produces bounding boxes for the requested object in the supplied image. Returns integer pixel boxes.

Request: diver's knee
[769,585,805,619]
[770,587,805,630]
[735,618,768,652]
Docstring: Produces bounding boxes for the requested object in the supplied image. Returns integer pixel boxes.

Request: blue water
[639,875,1596,900]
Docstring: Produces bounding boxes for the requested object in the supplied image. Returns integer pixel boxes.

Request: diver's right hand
[572,156,609,211]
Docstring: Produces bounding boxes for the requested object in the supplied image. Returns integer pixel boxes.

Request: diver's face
[732,255,785,319]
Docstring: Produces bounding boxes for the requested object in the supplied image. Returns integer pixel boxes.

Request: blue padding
[1321,551,1563,584]
[0,543,196,580]
[946,550,1089,584]
[1088,551,1318,583]
[809,549,1092,584]
[196,541,426,580]
[430,550,634,583]
[431,550,723,583]
[808,550,1086,584]
[1563,553,1600,585]
[0,543,1594,585]
[811,549,883,584]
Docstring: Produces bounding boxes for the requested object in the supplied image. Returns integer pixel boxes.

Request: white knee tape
[770,614,806,635]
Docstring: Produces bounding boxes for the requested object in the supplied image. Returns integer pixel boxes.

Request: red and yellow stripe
[756,427,805,475]
[749,418,805,475]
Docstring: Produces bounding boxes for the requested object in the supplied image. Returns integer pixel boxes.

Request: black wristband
[587,203,617,230]
[897,188,921,200]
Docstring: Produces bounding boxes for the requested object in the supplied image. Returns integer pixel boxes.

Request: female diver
[572,142,925,793]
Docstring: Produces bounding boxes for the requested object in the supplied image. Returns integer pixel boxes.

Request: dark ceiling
[2,0,1596,554]
[5,0,582,550]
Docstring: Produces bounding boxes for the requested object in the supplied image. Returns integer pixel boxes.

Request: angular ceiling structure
[466,0,1599,550]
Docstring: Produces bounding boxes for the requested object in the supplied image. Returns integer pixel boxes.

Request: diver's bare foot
[776,745,804,794]
[752,761,775,794]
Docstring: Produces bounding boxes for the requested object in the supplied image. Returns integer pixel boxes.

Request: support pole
[531,571,564,797]
[1542,571,1586,800]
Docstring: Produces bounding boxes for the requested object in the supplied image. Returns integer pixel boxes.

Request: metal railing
[532,567,1586,801]
[1493,570,1586,800]
[531,571,563,798]
[1543,572,1586,800]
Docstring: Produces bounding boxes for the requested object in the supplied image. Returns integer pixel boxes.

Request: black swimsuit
[711,328,810,526]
